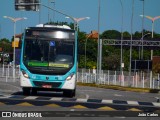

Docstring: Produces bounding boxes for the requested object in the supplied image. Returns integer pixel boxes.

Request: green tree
[101,30,121,39]
[38,21,160,71]
[78,38,97,69]
[0,38,12,53]
[134,31,141,39]
[123,31,130,39]
[103,54,120,70]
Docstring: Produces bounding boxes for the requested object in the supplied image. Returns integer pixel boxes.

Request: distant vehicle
[20,24,78,97]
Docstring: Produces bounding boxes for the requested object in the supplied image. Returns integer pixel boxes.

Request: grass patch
[77,82,160,93]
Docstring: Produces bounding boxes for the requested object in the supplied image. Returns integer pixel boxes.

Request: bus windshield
[23,37,75,75]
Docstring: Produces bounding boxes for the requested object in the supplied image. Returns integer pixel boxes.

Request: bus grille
[33,81,62,88]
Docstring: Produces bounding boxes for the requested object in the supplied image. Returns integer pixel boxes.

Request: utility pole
[97,0,102,82]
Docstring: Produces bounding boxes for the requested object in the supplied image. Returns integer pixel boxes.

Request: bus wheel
[31,88,37,95]
[72,89,76,97]
[22,87,31,95]
[63,90,75,98]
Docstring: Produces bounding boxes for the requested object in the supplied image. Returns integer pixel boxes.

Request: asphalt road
[0,104,160,120]
[0,79,160,103]
[0,79,160,119]
[77,86,160,102]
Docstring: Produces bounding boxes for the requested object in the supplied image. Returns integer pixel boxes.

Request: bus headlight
[22,70,29,78]
[66,73,74,81]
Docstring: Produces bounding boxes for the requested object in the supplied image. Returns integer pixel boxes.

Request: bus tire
[73,89,76,97]
[63,89,75,98]
[22,87,31,95]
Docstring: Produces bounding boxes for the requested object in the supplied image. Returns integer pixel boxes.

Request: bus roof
[36,24,71,29]
[26,24,75,32]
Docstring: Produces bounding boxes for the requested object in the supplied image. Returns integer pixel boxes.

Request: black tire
[22,87,31,96]
[63,89,75,98]
[72,89,76,97]
[31,88,37,95]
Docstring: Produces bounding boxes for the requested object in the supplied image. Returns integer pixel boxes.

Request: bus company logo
[46,76,49,80]
[2,112,11,117]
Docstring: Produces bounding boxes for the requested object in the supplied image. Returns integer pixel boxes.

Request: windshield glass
[23,37,74,75]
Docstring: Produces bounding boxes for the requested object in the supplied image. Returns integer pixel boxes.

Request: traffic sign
[15,0,40,11]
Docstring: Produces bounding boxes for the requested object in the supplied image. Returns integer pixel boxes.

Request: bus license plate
[42,85,52,88]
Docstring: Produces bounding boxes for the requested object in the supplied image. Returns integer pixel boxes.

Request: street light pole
[120,0,124,83]
[97,0,101,78]
[85,34,92,69]
[48,0,50,22]
[140,15,160,38]
[140,33,151,59]
[48,0,56,23]
[140,0,145,43]
[41,4,90,31]
[50,0,56,22]
[41,4,76,30]
[129,0,135,83]
[3,16,27,80]
[139,0,145,60]
[140,15,160,60]
[65,17,90,31]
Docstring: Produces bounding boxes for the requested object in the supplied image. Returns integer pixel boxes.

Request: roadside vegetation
[1,21,160,72]
[1,22,160,92]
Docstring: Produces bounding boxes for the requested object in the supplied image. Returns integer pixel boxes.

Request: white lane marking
[70,109,75,111]
[50,97,63,101]
[152,102,160,107]
[114,94,122,97]
[0,95,11,99]
[76,98,88,102]
[127,101,139,105]
[24,96,38,100]
[102,99,113,104]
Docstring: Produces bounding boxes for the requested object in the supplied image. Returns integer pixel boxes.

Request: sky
[0,0,160,40]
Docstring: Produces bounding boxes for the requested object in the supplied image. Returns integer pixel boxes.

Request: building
[86,30,99,39]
